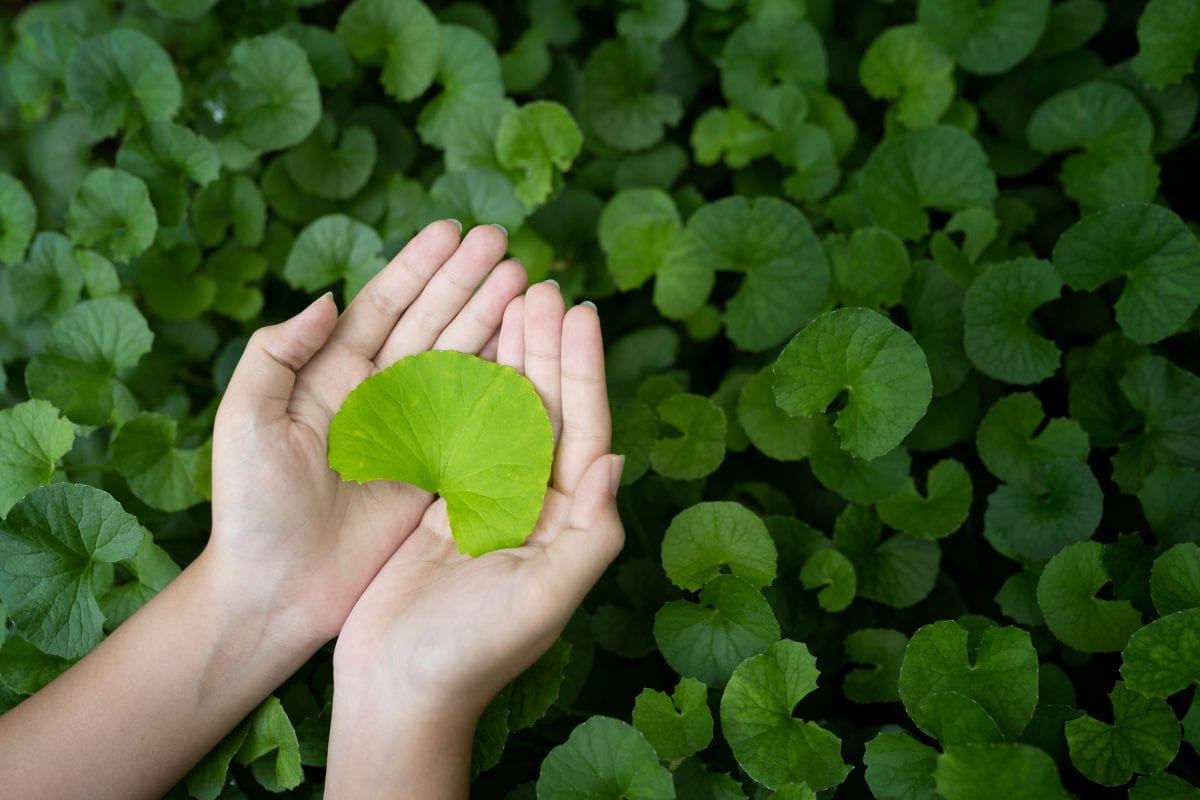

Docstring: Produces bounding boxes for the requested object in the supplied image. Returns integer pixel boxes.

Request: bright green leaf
[285,121,378,201]
[496,101,583,208]
[720,17,826,127]
[597,188,681,291]
[328,351,552,556]
[115,122,219,227]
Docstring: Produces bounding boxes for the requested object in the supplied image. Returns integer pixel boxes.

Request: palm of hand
[334,280,624,713]
[208,222,529,641]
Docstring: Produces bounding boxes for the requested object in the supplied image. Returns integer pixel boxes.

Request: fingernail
[445,218,463,233]
[489,222,508,236]
[609,454,625,496]
[542,278,559,288]
[580,300,597,311]
[309,291,334,309]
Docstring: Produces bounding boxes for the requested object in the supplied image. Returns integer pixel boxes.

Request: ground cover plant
[0,0,1198,797]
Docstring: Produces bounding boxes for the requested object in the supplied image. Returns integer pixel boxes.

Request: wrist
[191,545,332,660]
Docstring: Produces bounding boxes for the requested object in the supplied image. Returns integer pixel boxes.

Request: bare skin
[0,221,622,800]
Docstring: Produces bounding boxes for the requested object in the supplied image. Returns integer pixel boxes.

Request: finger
[375,224,509,367]
[524,281,565,443]
[479,330,500,362]
[496,295,525,372]
[220,293,338,424]
[432,259,527,355]
[531,454,625,607]
[552,303,611,494]
[326,220,462,360]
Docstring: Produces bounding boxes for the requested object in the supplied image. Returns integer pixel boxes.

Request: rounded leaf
[1151,542,1200,616]
[283,214,384,293]
[328,351,554,556]
[1036,541,1144,652]
[0,484,143,658]
[899,620,1039,741]
[983,458,1102,562]
[661,501,777,591]
[876,458,973,539]
[228,35,321,152]
[536,717,674,800]
[1134,0,1200,89]
[65,168,158,263]
[112,412,204,513]
[1065,682,1181,786]
[649,393,726,480]
[579,38,682,152]
[720,639,850,791]
[859,24,955,129]
[1121,609,1200,697]
[285,123,378,201]
[336,0,440,102]
[736,365,823,462]
[66,29,181,138]
[963,258,1062,385]
[653,575,780,687]
[918,0,1050,74]
[1053,203,1200,345]
[773,308,932,461]
[721,18,826,127]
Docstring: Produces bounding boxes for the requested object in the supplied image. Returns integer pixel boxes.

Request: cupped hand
[205,221,528,648]
[330,281,625,718]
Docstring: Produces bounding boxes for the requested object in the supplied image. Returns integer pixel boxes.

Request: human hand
[325,283,624,797]
[203,221,528,651]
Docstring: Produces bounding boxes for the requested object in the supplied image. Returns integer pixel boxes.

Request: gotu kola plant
[1,0,1199,797]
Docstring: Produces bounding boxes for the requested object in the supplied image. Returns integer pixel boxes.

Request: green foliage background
[1,0,1199,797]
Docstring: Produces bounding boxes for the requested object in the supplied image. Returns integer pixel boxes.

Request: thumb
[538,454,625,600]
[222,292,339,423]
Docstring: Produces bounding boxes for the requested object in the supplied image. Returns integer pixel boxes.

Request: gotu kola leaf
[335,0,440,103]
[719,639,850,791]
[660,501,777,591]
[1133,0,1200,90]
[227,34,321,153]
[1065,681,1180,787]
[0,399,75,518]
[962,258,1063,385]
[858,24,955,130]
[536,716,674,799]
[327,350,554,556]
[1052,203,1200,345]
[496,101,583,208]
[0,172,37,264]
[631,676,713,762]
[65,168,158,263]
[1036,541,1143,653]
[773,307,932,461]
[917,0,1050,75]
[1122,608,1200,697]
[65,28,182,139]
[0,483,143,658]
[934,743,1072,800]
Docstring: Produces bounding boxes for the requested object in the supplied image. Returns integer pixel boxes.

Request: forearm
[325,679,480,800]
[0,548,323,800]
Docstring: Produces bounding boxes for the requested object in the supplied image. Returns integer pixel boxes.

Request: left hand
[204,221,528,650]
